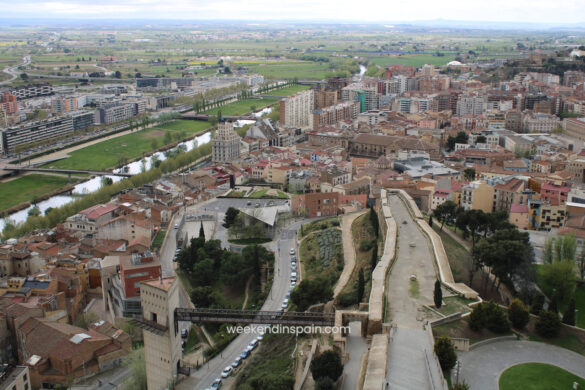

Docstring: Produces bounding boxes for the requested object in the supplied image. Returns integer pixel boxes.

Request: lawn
[244,61,334,80]
[202,97,280,117]
[263,84,311,96]
[367,54,456,68]
[249,189,289,199]
[499,363,585,390]
[0,174,74,212]
[432,225,471,282]
[150,229,166,251]
[435,296,475,316]
[42,120,211,171]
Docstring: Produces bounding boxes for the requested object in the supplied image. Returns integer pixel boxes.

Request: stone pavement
[342,321,368,390]
[458,339,585,389]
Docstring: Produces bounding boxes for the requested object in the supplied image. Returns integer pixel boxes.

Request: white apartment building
[280,89,314,128]
[456,94,488,116]
[522,112,560,133]
[212,120,241,163]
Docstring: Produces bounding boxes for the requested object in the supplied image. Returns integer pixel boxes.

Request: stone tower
[140,277,181,390]
[212,120,241,163]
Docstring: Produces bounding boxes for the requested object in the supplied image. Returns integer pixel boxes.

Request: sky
[1,0,584,25]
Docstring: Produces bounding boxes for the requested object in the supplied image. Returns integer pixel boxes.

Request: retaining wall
[367,189,397,335]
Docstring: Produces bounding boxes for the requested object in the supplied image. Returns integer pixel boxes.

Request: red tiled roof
[80,204,118,220]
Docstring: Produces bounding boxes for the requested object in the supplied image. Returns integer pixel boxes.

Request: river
[0,108,271,233]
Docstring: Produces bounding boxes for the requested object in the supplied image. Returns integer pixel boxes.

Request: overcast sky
[1,0,584,25]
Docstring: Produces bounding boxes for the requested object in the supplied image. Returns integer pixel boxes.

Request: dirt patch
[145,130,165,139]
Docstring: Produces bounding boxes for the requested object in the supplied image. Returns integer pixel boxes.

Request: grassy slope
[0,174,73,212]
[262,84,311,96]
[43,120,211,171]
[499,363,585,390]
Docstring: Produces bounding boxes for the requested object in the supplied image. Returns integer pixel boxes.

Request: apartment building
[312,101,359,130]
[522,112,560,133]
[51,97,78,114]
[461,180,494,213]
[0,92,18,115]
[456,94,487,116]
[212,120,241,163]
[565,118,585,141]
[1,116,73,152]
[0,365,31,390]
[280,89,314,128]
[9,83,53,100]
[314,89,338,109]
[529,200,566,230]
[94,103,135,125]
[342,83,378,112]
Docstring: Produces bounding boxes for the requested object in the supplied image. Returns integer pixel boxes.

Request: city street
[156,197,297,389]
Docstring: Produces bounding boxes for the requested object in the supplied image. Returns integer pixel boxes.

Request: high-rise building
[314,89,338,109]
[280,89,314,128]
[51,96,78,114]
[456,94,488,116]
[212,120,241,163]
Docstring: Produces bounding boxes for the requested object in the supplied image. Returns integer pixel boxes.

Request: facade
[1,116,73,152]
[456,94,487,116]
[141,277,181,390]
[0,92,18,115]
[565,118,585,141]
[461,181,494,213]
[94,103,135,125]
[292,192,367,217]
[51,97,78,114]
[342,83,378,112]
[71,111,95,132]
[509,204,529,230]
[0,366,30,390]
[314,89,338,109]
[522,112,559,133]
[528,200,566,230]
[280,90,314,128]
[212,121,241,163]
[312,101,359,130]
[9,83,53,100]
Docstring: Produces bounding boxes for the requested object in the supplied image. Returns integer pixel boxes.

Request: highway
[0,55,30,85]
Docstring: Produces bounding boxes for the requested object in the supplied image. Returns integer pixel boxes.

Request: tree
[310,350,343,382]
[468,301,510,333]
[190,286,215,307]
[315,377,335,390]
[549,290,559,314]
[122,348,147,390]
[553,233,576,263]
[429,215,433,228]
[73,312,100,329]
[508,299,530,330]
[192,258,215,286]
[199,221,205,240]
[434,337,457,372]
[370,244,378,272]
[434,280,443,308]
[540,260,575,301]
[357,268,365,303]
[463,168,476,181]
[20,73,28,81]
[291,277,333,311]
[433,200,457,231]
[28,206,41,217]
[536,310,561,338]
[476,135,487,144]
[115,70,122,79]
[163,131,172,144]
[562,297,576,326]
[102,177,113,186]
[531,293,545,315]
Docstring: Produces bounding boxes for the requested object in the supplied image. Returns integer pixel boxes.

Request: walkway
[335,210,368,297]
[458,339,585,389]
[342,322,368,390]
[384,193,444,389]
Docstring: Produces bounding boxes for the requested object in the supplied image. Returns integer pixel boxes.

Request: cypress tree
[357,268,365,303]
[434,280,443,308]
[562,297,576,326]
[199,221,205,240]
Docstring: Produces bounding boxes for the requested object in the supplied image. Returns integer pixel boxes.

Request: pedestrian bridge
[174,308,335,328]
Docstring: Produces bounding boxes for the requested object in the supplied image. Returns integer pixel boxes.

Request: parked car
[231,357,242,368]
[289,248,295,255]
[221,366,232,378]
[248,339,259,350]
[211,378,222,389]
[181,328,188,338]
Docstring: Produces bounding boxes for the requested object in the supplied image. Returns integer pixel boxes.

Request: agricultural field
[42,120,211,171]
[0,174,74,212]
[366,54,457,68]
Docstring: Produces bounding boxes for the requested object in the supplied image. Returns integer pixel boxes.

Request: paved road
[0,55,29,85]
[164,197,297,389]
[458,339,585,390]
[384,193,444,390]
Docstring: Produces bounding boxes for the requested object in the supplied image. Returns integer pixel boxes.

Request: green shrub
[536,310,561,338]
[434,336,457,372]
[508,299,530,330]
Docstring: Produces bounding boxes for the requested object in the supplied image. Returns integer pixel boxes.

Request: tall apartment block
[280,89,314,128]
[140,277,181,390]
[212,120,241,163]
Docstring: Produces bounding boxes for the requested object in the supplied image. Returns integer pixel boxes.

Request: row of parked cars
[204,247,298,389]
[205,335,264,389]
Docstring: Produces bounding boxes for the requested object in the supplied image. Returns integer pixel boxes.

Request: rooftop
[142,277,176,292]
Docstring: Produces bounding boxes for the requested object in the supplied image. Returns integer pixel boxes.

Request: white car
[289,248,295,255]
[221,366,232,378]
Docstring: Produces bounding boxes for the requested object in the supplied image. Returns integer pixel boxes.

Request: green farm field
[0,174,74,212]
[367,54,456,68]
[262,84,310,96]
[42,120,211,171]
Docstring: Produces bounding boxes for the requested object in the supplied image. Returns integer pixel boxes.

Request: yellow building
[461,180,494,213]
